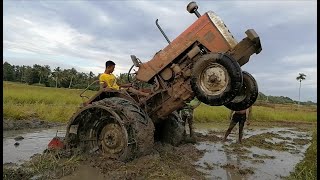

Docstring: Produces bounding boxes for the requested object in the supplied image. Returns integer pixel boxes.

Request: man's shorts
[232,113,246,124]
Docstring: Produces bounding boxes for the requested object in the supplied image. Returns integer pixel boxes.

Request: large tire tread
[191,53,243,106]
[224,71,258,111]
[92,97,154,159]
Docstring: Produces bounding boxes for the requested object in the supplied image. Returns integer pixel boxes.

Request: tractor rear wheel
[64,97,154,161]
[224,71,258,111]
[154,111,185,146]
[191,53,243,106]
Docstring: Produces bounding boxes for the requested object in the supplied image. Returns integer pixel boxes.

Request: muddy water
[59,165,106,180]
[3,126,66,165]
[194,123,312,180]
[3,123,312,180]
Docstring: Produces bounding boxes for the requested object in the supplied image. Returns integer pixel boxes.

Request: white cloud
[4,14,131,69]
[280,52,317,66]
[39,0,116,27]
[124,1,197,38]
[253,66,317,101]
[232,0,316,27]
[4,15,94,54]
[3,0,317,102]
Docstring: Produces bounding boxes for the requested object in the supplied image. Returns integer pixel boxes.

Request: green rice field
[3,81,317,123]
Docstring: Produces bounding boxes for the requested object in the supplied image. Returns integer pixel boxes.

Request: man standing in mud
[180,98,201,138]
[223,106,252,143]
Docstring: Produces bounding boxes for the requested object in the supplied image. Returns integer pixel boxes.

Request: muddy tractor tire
[225,71,258,111]
[64,97,154,161]
[191,53,243,106]
[154,111,185,146]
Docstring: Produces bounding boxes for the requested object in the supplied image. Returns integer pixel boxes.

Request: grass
[3,81,317,123]
[194,102,317,123]
[28,153,81,178]
[3,81,96,122]
[3,152,83,180]
[286,129,317,180]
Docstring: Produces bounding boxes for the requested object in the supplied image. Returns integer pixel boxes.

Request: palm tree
[296,73,306,106]
[88,71,95,87]
[68,68,78,88]
[53,67,62,88]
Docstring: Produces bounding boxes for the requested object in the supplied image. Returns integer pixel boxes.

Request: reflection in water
[224,146,244,180]
[2,124,312,180]
[194,126,312,180]
[3,126,66,164]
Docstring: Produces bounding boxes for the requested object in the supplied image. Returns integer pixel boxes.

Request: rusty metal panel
[207,11,238,48]
[153,79,194,118]
[195,23,231,53]
[136,14,210,82]
[136,11,240,83]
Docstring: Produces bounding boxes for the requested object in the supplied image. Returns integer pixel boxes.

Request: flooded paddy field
[193,123,313,180]
[3,121,315,180]
[3,126,66,165]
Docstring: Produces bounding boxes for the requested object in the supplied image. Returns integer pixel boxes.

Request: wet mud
[4,142,207,180]
[3,118,63,131]
[194,123,313,180]
[81,142,206,180]
[3,121,314,180]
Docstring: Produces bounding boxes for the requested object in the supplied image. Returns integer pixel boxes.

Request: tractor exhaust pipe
[187,1,201,18]
[156,19,171,44]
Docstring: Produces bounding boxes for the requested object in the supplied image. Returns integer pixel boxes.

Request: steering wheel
[130,55,142,67]
[127,64,135,83]
[128,55,142,83]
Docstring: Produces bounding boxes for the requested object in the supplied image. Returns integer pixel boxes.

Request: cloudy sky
[3,0,317,102]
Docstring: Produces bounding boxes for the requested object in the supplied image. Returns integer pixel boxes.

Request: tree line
[3,61,316,105]
[257,92,316,106]
[3,61,128,90]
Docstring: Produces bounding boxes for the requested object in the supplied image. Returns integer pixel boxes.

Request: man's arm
[99,74,111,89]
[100,82,106,89]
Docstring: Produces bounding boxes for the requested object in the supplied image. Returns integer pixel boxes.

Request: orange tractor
[60,1,261,161]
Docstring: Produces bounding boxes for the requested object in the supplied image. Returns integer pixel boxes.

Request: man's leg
[188,110,194,137]
[238,120,245,143]
[180,112,187,137]
[188,116,194,137]
[224,120,237,142]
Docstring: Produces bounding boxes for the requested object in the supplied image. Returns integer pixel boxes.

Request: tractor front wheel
[224,71,258,111]
[191,53,243,106]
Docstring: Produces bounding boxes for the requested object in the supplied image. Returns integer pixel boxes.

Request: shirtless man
[223,107,252,143]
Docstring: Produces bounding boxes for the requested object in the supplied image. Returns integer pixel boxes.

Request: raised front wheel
[191,53,243,106]
[224,71,258,111]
